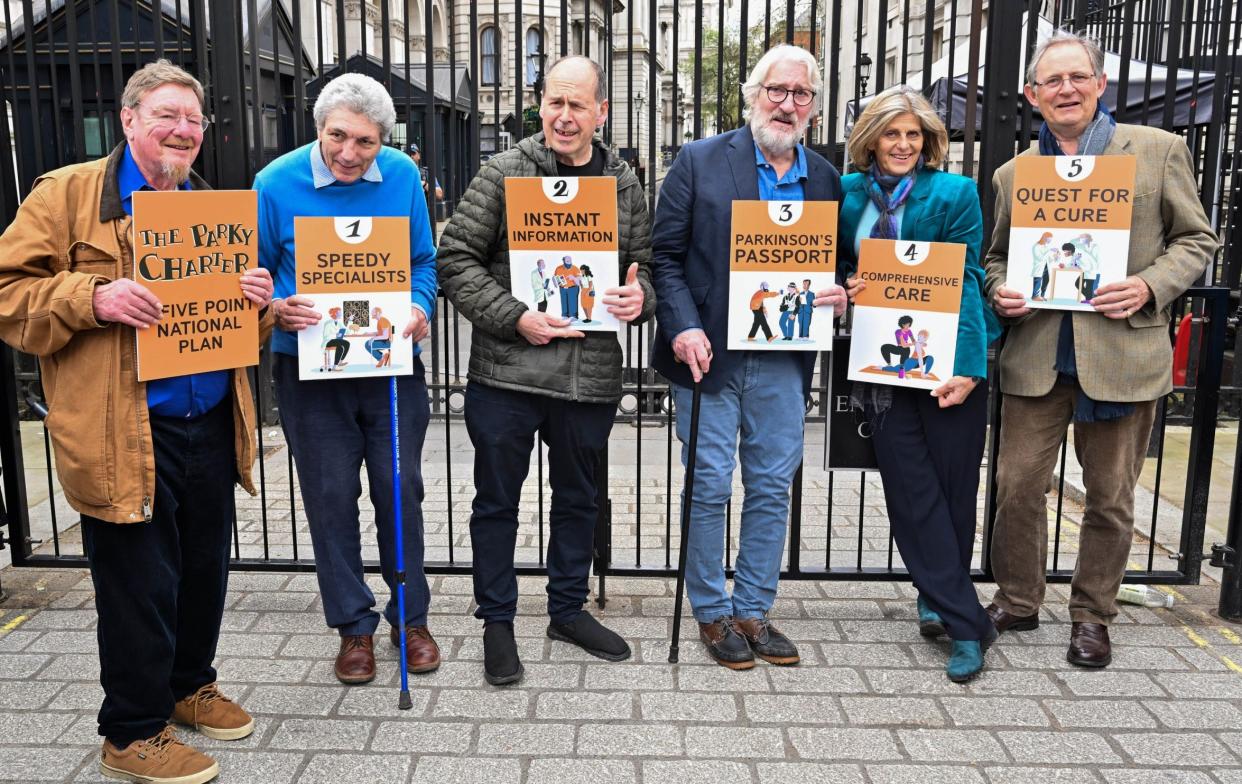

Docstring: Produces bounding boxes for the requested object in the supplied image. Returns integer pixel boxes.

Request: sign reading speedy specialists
[294,216,412,380]
[504,176,621,332]
[133,190,259,381]
[725,200,837,351]
[848,239,965,391]
[1004,155,1136,312]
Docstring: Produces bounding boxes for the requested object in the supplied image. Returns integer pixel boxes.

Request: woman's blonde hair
[847,85,948,171]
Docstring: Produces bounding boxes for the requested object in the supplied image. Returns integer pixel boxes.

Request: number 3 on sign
[895,241,931,266]
[767,201,804,225]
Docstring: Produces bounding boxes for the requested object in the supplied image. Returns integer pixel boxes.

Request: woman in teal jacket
[840,85,1002,682]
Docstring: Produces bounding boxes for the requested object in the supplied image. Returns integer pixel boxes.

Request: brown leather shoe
[985,603,1040,633]
[99,725,218,784]
[171,682,254,741]
[334,634,375,684]
[697,618,755,670]
[733,616,800,665]
[1067,621,1112,668]
[390,625,441,673]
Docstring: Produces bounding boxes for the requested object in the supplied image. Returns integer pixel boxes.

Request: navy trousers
[868,384,993,641]
[82,400,234,747]
[274,353,431,636]
[463,382,615,624]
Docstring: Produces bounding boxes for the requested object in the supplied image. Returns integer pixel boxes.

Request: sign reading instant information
[294,216,412,380]
[725,200,837,351]
[1004,155,1136,311]
[847,239,965,391]
[133,190,259,382]
[505,176,621,332]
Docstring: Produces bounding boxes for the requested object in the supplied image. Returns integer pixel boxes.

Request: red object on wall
[1172,312,1193,386]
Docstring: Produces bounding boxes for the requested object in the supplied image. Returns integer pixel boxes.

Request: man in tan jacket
[0,61,272,784]
[984,30,1218,668]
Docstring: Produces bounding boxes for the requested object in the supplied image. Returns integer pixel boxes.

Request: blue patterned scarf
[865,157,920,240]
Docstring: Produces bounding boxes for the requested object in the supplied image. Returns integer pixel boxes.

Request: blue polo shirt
[118,146,230,418]
[754,142,807,201]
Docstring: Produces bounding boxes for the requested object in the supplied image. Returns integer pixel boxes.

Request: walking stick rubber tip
[668,645,679,664]
[398,691,413,710]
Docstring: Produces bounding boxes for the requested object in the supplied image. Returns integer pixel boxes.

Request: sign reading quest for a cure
[133,190,259,381]
[294,216,412,381]
[725,200,837,351]
[848,239,966,391]
[1004,155,1137,311]
[504,176,621,332]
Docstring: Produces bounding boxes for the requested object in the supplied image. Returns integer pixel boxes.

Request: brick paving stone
[787,727,902,761]
[895,728,1009,763]
[1098,771,1218,784]
[983,766,1104,783]
[1056,672,1169,698]
[584,663,674,690]
[755,762,866,784]
[32,653,93,680]
[56,715,102,747]
[803,600,886,619]
[643,760,754,784]
[232,592,317,612]
[1,652,52,679]
[454,635,547,662]
[22,610,97,630]
[45,682,103,711]
[1043,698,1159,729]
[1219,732,1242,759]
[336,685,431,716]
[640,691,735,721]
[206,751,305,784]
[537,690,634,720]
[216,657,314,683]
[299,753,410,784]
[476,721,575,755]
[0,680,63,709]
[684,725,786,758]
[244,685,341,716]
[268,718,373,750]
[371,720,473,753]
[840,696,946,727]
[214,632,287,658]
[1143,698,1242,730]
[938,697,1050,728]
[1154,673,1242,699]
[0,711,77,744]
[26,631,97,654]
[864,763,988,783]
[819,642,915,667]
[1113,732,1238,767]
[676,664,772,692]
[1213,770,1242,784]
[964,671,1064,696]
[432,689,529,719]
[997,731,1123,764]
[527,759,637,784]
[0,746,94,782]
[577,724,682,757]
[742,694,842,724]
[0,629,40,652]
[766,665,868,694]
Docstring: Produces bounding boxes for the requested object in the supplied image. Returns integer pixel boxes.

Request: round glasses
[763,85,816,107]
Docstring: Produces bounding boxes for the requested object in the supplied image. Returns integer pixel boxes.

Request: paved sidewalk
[2,563,1242,783]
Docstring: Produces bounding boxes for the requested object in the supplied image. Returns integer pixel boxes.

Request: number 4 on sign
[896,242,931,266]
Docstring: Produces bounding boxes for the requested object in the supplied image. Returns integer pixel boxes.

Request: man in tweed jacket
[437,55,655,686]
[983,30,1218,667]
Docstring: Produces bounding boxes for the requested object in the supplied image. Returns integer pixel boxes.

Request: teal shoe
[916,595,946,638]
[946,625,999,683]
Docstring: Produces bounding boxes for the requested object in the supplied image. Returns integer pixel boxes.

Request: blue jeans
[560,286,579,319]
[671,352,806,623]
[365,338,390,361]
[779,310,795,339]
[274,353,431,636]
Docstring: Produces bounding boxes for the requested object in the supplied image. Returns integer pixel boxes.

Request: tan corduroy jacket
[983,124,1219,402]
[0,144,270,523]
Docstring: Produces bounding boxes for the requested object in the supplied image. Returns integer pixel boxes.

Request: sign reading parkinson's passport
[132,190,259,381]
[725,200,837,351]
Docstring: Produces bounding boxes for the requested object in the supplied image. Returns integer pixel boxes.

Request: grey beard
[751,113,807,154]
[161,161,192,184]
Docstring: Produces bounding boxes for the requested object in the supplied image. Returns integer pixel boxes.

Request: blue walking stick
[668,381,702,663]
[390,376,412,710]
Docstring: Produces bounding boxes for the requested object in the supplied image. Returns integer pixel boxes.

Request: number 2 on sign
[552,179,568,197]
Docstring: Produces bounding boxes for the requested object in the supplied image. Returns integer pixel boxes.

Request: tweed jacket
[436,133,655,404]
[982,123,1218,402]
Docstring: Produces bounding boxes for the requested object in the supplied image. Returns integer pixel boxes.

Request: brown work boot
[334,634,376,684]
[99,725,218,783]
[171,682,254,741]
[390,624,442,673]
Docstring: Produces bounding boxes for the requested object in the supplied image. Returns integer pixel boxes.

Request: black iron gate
[0,0,1239,614]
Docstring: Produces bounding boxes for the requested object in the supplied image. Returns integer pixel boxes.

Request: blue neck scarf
[865,157,921,240]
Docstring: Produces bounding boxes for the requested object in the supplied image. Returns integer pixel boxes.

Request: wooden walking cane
[390,376,413,709]
[668,381,702,663]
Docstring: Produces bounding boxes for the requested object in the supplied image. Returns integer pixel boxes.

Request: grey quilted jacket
[436,133,656,403]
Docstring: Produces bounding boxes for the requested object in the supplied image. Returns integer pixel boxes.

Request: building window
[481,26,498,85]
[526,27,543,86]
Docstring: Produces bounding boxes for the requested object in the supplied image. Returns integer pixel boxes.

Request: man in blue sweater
[255,73,440,684]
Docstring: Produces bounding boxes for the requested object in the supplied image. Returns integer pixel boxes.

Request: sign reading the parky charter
[294,216,412,380]
[1005,155,1136,311]
[725,200,837,351]
[504,176,621,332]
[132,190,259,381]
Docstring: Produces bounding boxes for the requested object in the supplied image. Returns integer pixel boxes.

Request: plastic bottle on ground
[1116,584,1175,608]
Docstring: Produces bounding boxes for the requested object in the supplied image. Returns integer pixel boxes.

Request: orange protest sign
[505,177,619,251]
[295,217,411,294]
[1010,155,1136,230]
[133,190,259,382]
[853,239,965,313]
[728,200,837,272]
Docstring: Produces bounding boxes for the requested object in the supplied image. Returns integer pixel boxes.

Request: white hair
[741,44,823,118]
[313,72,397,137]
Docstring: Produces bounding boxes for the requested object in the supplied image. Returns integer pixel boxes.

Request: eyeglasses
[139,104,211,132]
[1030,72,1097,92]
[763,85,816,107]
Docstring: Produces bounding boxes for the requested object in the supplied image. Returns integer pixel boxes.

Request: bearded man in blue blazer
[651,44,847,670]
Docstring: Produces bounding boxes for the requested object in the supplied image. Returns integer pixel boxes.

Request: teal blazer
[839,167,1000,379]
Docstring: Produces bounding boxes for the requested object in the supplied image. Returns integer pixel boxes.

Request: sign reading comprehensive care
[847,239,965,391]
[1004,155,1136,311]
[505,176,620,332]
[725,200,837,351]
[133,190,259,381]
[294,216,412,380]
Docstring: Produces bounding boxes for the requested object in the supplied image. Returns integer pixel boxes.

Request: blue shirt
[754,142,807,201]
[118,146,230,418]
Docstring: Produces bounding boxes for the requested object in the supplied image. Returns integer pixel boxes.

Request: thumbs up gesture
[603,262,645,324]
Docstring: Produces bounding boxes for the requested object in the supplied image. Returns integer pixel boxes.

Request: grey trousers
[989,384,1158,625]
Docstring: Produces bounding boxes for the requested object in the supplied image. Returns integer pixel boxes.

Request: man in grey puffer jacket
[437,55,656,686]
